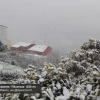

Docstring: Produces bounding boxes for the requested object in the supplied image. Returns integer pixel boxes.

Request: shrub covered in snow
[59,39,100,76]
[2,62,99,100]
[0,69,20,81]
[14,63,72,99]
[0,39,100,100]
[0,63,73,100]
[0,52,36,68]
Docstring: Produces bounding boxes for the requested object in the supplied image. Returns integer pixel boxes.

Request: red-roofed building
[28,45,52,56]
[10,42,52,56]
[11,42,35,52]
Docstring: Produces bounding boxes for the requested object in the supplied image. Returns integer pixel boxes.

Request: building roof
[12,42,31,48]
[0,25,8,28]
[28,45,48,52]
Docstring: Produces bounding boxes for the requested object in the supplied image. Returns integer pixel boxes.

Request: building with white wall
[0,25,11,50]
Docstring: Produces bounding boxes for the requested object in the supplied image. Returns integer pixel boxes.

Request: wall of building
[7,39,11,50]
[0,25,7,45]
[43,46,52,56]
[27,46,52,56]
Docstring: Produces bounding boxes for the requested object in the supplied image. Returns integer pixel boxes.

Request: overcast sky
[0,0,100,53]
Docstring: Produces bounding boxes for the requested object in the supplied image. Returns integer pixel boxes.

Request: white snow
[56,96,68,100]
[47,88,54,100]
[41,71,47,77]
[30,96,36,100]
[0,62,24,76]
[87,51,93,55]
[28,45,48,52]
[93,65,98,69]
[97,96,100,100]
[87,84,92,91]
[75,87,81,94]
[42,91,51,99]
[56,82,61,89]
[93,71,99,75]
[12,42,31,47]
[80,94,85,100]
[0,64,3,70]
[39,78,44,82]
[11,94,19,99]
[63,86,71,99]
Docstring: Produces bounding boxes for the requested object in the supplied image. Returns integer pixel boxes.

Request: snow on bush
[0,52,36,68]
[0,62,24,81]
[0,39,100,100]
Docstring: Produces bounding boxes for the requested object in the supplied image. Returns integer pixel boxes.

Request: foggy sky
[0,0,100,54]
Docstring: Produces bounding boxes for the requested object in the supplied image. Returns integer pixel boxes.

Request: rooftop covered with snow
[28,45,48,52]
[12,42,31,48]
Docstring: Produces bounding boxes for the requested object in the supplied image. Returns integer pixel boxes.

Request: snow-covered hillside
[0,52,37,68]
[0,62,24,82]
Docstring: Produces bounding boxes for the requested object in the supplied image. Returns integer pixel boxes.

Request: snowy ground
[0,61,24,83]
[0,61,24,73]
[0,63,3,70]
